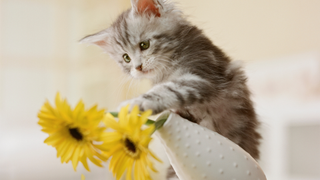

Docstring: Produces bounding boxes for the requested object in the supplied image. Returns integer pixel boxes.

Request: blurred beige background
[0,0,320,180]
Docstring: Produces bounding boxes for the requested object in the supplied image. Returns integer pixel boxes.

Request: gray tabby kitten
[81,0,261,178]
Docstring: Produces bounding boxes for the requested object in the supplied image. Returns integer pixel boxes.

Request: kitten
[81,0,261,178]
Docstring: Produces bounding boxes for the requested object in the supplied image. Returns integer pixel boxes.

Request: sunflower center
[69,128,83,141]
[124,138,136,153]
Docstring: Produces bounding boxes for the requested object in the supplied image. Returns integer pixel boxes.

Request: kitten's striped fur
[81,0,261,179]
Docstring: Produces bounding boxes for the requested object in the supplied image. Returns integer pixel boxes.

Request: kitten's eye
[123,54,131,63]
[139,40,150,50]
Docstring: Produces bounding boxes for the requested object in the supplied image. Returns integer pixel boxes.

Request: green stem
[153,118,167,132]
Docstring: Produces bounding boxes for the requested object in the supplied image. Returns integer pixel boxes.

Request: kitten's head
[81,0,183,81]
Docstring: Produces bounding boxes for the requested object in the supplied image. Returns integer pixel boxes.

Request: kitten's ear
[131,0,163,17]
[80,30,109,48]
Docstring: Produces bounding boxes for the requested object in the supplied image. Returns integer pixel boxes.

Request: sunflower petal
[80,154,90,172]
[57,139,70,158]
[44,133,63,146]
[118,105,129,126]
[37,113,57,121]
[55,93,63,110]
[84,145,103,167]
[129,106,139,125]
[145,154,157,172]
[61,141,76,163]
[93,149,108,161]
[114,153,126,179]
[72,145,81,171]
[109,151,123,173]
[148,149,163,163]
[139,110,152,126]
[103,116,124,132]
[87,104,98,114]
[93,144,111,152]
[140,126,155,146]
[43,100,56,116]
[134,161,140,180]
[81,174,85,180]
[141,125,155,136]
[73,100,85,123]
[126,161,133,180]
[138,159,147,180]
[116,155,130,180]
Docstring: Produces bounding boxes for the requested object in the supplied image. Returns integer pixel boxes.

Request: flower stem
[153,118,166,131]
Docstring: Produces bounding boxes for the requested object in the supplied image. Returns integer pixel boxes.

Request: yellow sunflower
[38,93,108,171]
[101,105,162,180]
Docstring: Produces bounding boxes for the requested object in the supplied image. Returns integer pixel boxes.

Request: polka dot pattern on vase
[155,112,267,180]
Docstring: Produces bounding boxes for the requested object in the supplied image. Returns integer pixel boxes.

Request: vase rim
[156,111,175,127]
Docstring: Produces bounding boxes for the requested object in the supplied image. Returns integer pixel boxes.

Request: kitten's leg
[118,73,213,114]
[167,166,179,180]
[118,73,261,160]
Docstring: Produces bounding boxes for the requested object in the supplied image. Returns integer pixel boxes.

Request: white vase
[155,112,267,180]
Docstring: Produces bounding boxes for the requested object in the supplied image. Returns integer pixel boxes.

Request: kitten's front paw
[117,96,164,114]
[140,97,165,114]
[117,98,142,112]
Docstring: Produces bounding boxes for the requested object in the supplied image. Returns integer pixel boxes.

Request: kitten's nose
[135,64,143,71]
